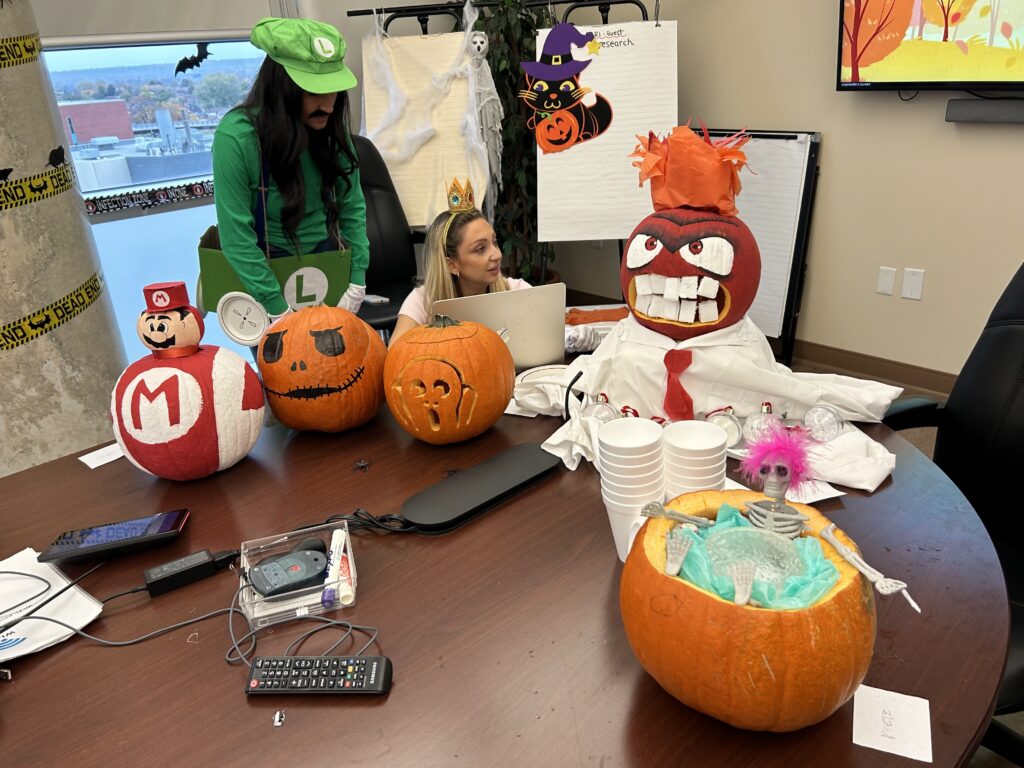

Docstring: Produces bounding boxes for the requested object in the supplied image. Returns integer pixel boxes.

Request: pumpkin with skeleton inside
[111,282,264,481]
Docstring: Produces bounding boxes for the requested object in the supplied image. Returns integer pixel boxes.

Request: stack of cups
[663,421,728,498]
[598,418,664,563]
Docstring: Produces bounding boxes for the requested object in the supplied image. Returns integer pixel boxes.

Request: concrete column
[0,0,127,477]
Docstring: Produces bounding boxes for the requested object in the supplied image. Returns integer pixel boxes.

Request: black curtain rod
[347,0,649,34]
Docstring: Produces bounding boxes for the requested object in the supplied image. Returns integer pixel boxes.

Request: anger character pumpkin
[111,282,264,481]
[256,305,386,433]
[622,126,759,341]
[384,316,513,445]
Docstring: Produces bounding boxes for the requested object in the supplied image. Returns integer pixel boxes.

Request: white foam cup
[601,474,663,498]
[598,418,663,456]
[602,503,646,563]
[599,452,662,476]
[602,485,664,507]
[661,451,727,471]
[664,464,727,484]
[662,421,728,457]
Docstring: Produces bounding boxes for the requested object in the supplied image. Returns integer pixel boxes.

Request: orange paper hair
[629,122,751,216]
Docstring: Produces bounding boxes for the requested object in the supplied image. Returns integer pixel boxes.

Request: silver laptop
[433,283,566,371]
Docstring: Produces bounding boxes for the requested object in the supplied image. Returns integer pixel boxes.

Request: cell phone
[36,508,190,563]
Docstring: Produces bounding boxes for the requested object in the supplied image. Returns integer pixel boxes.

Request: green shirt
[212,109,369,315]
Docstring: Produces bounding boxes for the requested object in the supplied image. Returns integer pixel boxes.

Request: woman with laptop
[391,179,598,354]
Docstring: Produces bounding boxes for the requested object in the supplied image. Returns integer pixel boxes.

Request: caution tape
[0,32,42,70]
[0,164,75,212]
[1,272,105,352]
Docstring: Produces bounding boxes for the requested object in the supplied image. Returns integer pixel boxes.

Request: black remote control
[245,655,392,695]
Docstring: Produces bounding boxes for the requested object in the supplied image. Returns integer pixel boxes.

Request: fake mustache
[308,109,331,119]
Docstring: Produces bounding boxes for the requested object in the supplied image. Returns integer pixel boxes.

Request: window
[42,41,262,209]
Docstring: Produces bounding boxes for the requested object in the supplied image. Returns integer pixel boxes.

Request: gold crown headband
[440,178,477,246]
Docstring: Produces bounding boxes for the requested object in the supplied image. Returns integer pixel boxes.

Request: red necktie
[663,349,693,420]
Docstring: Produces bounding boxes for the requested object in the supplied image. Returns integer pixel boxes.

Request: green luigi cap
[250,17,357,94]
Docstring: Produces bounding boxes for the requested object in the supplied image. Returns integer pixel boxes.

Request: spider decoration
[739,426,812,539]
[352,459,371,473]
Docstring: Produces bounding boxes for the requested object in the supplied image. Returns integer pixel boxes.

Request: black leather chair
[883,262,1024,765]
[351,134,419,338]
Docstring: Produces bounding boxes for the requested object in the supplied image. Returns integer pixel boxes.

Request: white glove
[338,283,366,314]
[268,306,294,325]
[564,324,600,354]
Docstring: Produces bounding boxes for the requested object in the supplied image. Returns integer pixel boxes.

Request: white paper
[78,442,124,469]
[0,548,103,662]
[711,132,813,338]
[853,685,933,762]
[536,21,677,242]
[361,32,488,228]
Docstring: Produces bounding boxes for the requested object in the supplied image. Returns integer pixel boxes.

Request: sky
[43,41,262,72]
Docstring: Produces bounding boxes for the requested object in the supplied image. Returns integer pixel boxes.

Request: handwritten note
[853,684,933,762]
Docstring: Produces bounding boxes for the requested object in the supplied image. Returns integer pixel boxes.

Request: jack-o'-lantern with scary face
[621,208,760,341]
[623,125,758,341]
[384,315,514,445]
[257,305,386,432]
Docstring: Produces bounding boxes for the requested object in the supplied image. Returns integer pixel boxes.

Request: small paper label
[853,684,932,763]
[78,443,124,469]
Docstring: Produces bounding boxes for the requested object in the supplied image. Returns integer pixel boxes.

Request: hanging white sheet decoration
[361,1,489,227]
[467,29,504,223]
[534,21,678,242]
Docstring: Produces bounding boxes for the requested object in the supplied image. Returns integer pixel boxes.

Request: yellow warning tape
[0,272,104,352]
[0,33,42,70]
[0,164,75,212]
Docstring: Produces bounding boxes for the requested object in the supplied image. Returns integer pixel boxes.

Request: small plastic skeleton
[664,523,697,576]
[740,426,812,539]
[821,524,921,613]
[641,500,714,529]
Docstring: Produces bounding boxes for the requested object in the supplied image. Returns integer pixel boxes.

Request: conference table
[0,409,1008,767]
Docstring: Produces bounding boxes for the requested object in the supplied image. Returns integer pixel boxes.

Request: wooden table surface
[0,412,1008,768]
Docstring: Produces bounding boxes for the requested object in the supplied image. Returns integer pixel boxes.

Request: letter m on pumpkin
[130,376,181,429]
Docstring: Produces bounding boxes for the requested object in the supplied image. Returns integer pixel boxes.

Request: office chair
[351,134,419,339]
[883,262,1024,765]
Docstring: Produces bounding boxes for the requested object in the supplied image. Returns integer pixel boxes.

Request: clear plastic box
[238,521,357,629]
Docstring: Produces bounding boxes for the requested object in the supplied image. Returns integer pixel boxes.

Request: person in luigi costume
[212,17,369,320]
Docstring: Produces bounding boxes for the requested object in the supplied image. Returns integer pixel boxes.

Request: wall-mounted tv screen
[838,0,1024,90]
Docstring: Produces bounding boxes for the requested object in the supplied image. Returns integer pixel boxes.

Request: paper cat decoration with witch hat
[519,23,612,154]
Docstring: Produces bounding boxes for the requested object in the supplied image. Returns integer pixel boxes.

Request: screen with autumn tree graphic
[838,0,1024,89]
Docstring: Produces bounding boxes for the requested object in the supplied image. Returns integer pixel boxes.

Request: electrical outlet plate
[902,268,925,300]
[876,267,896,296]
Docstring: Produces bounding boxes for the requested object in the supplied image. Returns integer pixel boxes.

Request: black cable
[101,585,147,603]
[292,507,419,535]
[0,562,104,634]
[897,90,919,101]
[564,369,584,421]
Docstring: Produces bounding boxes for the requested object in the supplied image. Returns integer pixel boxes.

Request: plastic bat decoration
[0,168,12,182]
[46,145,65,168]
[175,43,211,76]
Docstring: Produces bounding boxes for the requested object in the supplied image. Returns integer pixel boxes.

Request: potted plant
[479,0,558,283]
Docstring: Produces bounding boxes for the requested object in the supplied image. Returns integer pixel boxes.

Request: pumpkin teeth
[631,276,729,326]
[265,365,365,400]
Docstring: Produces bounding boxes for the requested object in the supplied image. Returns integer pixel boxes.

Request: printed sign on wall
[535,21,677,242]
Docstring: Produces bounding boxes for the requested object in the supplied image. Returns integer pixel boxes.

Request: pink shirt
[397,278,532,325]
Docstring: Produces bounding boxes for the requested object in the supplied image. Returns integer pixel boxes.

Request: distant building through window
[42,41,262,197]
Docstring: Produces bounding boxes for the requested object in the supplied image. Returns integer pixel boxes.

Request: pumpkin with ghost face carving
[257,305,386,432]
[384,315,514,445]
[623,126,760,342]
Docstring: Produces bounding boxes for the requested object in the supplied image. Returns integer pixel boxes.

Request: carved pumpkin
[619,207,761,341]
[384,315,514,445]
[112,281,264,481]
[536,110,580,154]
[619,489,876,732]
[257,305,386,432]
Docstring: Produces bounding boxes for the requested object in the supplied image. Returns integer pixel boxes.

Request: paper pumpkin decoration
[621,125,759,342]
[256,305,386,433]
[520,22,612,154]
[111,282,264,481]
[619,490,876,732]
[384,315,513,445]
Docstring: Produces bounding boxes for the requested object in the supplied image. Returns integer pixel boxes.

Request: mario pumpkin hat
[629,122,751,217]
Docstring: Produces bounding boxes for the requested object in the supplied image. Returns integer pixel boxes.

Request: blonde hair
[421,209,510,318]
